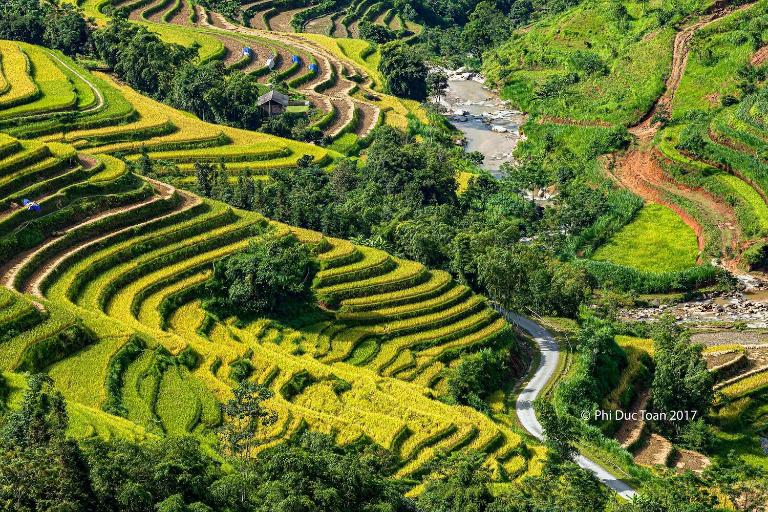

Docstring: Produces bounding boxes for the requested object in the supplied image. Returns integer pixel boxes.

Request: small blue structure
[22,199,41,213]
[291,55,301,65]
[243,47,253,57]
[308,63,319,73]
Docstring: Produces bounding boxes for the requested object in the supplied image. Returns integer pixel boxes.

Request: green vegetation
[592,203,700,273]
[205,233,316,315]
[484,0,710,125]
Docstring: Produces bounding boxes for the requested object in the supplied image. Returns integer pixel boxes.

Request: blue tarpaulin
[23,199,41,212]
[243,47,253,56]
[291,55,301,64]
[308,63,319,73]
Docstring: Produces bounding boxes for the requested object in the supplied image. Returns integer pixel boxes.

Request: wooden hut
[257,90,289,116]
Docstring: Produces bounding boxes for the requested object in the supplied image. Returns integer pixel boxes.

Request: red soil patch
[613,149,706,258]
[612,4,758,267]
[751,45,768,67]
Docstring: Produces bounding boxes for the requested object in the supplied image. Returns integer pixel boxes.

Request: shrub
[229,358,253,382]
[446,348,509,412]
[16,324,96,373]
[103,336,146,416]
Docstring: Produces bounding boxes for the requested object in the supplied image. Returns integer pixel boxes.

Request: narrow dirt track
[615,2,757,265]
[24,188,201,298]
[0,178,177,291]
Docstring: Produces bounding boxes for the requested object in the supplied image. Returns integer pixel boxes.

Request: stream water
[438,71,526,176]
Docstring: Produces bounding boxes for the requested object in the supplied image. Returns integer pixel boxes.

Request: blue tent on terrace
[22,199,41,213]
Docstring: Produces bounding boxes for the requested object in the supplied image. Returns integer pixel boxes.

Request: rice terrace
[2,0,768,510]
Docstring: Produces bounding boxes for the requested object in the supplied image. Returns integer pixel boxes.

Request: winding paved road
[504,311,638,500]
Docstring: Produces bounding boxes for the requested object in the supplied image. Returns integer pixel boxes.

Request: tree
[447,348,510,411]
[533,399,578,461]
[206,71,266,130]
[428,69,449,104]
[195,162,216,197]
[1,374,68,449]
[211,432,407,512]
[650,316,712,438]
[219,382,277,459]
[136,146,153,177]
[417,450,494,512]
[627,470,717,512]
[359,20,396,44]
[706,454,768,512]
[555,315,626,417]
[379,41,428,101]
[0,374,98,511]
[492,459,610,512]
[462,1,512,59]
[476,244,552,313]
[93,19,193,98]
[0,0,49,46]
[0,373,8,412]
[548,263,592,318]
[43,1,90,54]
[205,234,316,316]
[167,62,225,122]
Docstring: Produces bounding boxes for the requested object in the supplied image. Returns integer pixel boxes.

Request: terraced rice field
[0,0,543,490]
[96,0,427,146]
[592,203,700,273]
[0,87,536,486]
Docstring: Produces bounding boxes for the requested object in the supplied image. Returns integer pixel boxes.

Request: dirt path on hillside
[614,3,756,266]
[24,188,201,298]
[0,178,177,291]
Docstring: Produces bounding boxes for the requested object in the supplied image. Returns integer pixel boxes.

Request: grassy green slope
[484,0,711,125]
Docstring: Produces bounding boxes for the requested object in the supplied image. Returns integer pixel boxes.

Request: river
[438,71,526,176]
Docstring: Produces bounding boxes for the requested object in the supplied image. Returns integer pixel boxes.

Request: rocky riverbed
[436,69,526,175]
[622,281,768,329]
